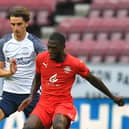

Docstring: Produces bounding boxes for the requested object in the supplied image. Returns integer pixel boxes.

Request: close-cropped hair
[49,32,66,45]
[8,6,30,22]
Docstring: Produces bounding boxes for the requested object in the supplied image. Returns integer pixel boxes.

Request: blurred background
[0,0,129,129]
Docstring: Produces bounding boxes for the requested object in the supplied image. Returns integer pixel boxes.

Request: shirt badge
[64,66,71,73]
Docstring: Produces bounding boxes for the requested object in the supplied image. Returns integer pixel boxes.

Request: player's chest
[3,42,35,58]
[40,62,75,79]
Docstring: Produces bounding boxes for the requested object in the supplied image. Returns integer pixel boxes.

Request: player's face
[9,16,29,40]
[48,40,64,61]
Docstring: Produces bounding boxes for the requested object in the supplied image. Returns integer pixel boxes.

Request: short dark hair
[49,32,66,45]
[8,6,30,22]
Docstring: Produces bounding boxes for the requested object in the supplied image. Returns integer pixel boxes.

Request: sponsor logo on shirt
[49,73,58,83]
[7,57,31,65]
[42,62,48,68]
[48,73,60,86]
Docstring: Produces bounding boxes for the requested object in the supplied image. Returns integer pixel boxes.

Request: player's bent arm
[18,72,41,112]
[84,73,122,101]
[29,72,41,99]
[0,61,13,77]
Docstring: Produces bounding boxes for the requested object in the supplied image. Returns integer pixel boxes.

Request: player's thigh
[23,114,44,129]
[31,103,53,129]
[53,114,71,129]
[0,92,17,118]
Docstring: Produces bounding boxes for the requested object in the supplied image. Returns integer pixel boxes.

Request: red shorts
[31,102,76,129]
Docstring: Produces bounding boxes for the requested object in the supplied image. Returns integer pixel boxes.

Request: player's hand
[10,59,17,74]
[112,96,125,106]
[17,96,33,112]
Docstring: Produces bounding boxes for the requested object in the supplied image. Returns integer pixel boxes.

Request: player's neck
[14,31,27,41]
[56,53,66,63]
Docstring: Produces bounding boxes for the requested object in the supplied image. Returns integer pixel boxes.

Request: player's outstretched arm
[84,73,125,106]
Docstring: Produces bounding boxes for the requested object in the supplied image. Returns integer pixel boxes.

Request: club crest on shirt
[64,66,71,73]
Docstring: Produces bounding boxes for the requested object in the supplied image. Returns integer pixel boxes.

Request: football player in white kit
[0,6,46,120]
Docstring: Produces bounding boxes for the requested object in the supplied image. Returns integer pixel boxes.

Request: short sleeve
[0,38,7,61]
[28,34,47,54]
[77,60,90,77]
[0,41,4,61]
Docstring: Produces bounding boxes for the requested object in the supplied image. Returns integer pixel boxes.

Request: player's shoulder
[0,34,12,44]
[66,53,86,69]
[67,53,82,63]
[28,33,42,43]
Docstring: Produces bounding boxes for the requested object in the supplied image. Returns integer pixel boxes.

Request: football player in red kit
[18,32,124,129]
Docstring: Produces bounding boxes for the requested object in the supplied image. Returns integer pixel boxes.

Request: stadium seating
[96,32,109,41]
[88,9,101,18]
[66,40,97,56]
[56,17,88,33]
[110,32,123,40]
[103,9,115,18]
[0,11,7,19]
[65,41,80,56]
[0,0,129,63]
[91,0,118,10]
[37,10,50,25]
[82,32,95,41]
[57,0,86,3]
[0,0,56,11]
[92,0,129,10]
[91,0,129,18]
[124,32,129,40]
[104,55,117,63]
[0,18,11,37]
[68,32,81,41]
[116,8,129,18]
[119,55,129,63]
[56,17,129,40]
[65,39,129,62]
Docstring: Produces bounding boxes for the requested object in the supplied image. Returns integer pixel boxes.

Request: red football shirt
[36,51,90,104]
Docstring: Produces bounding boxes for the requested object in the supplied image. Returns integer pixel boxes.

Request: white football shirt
[0,33,46,94]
